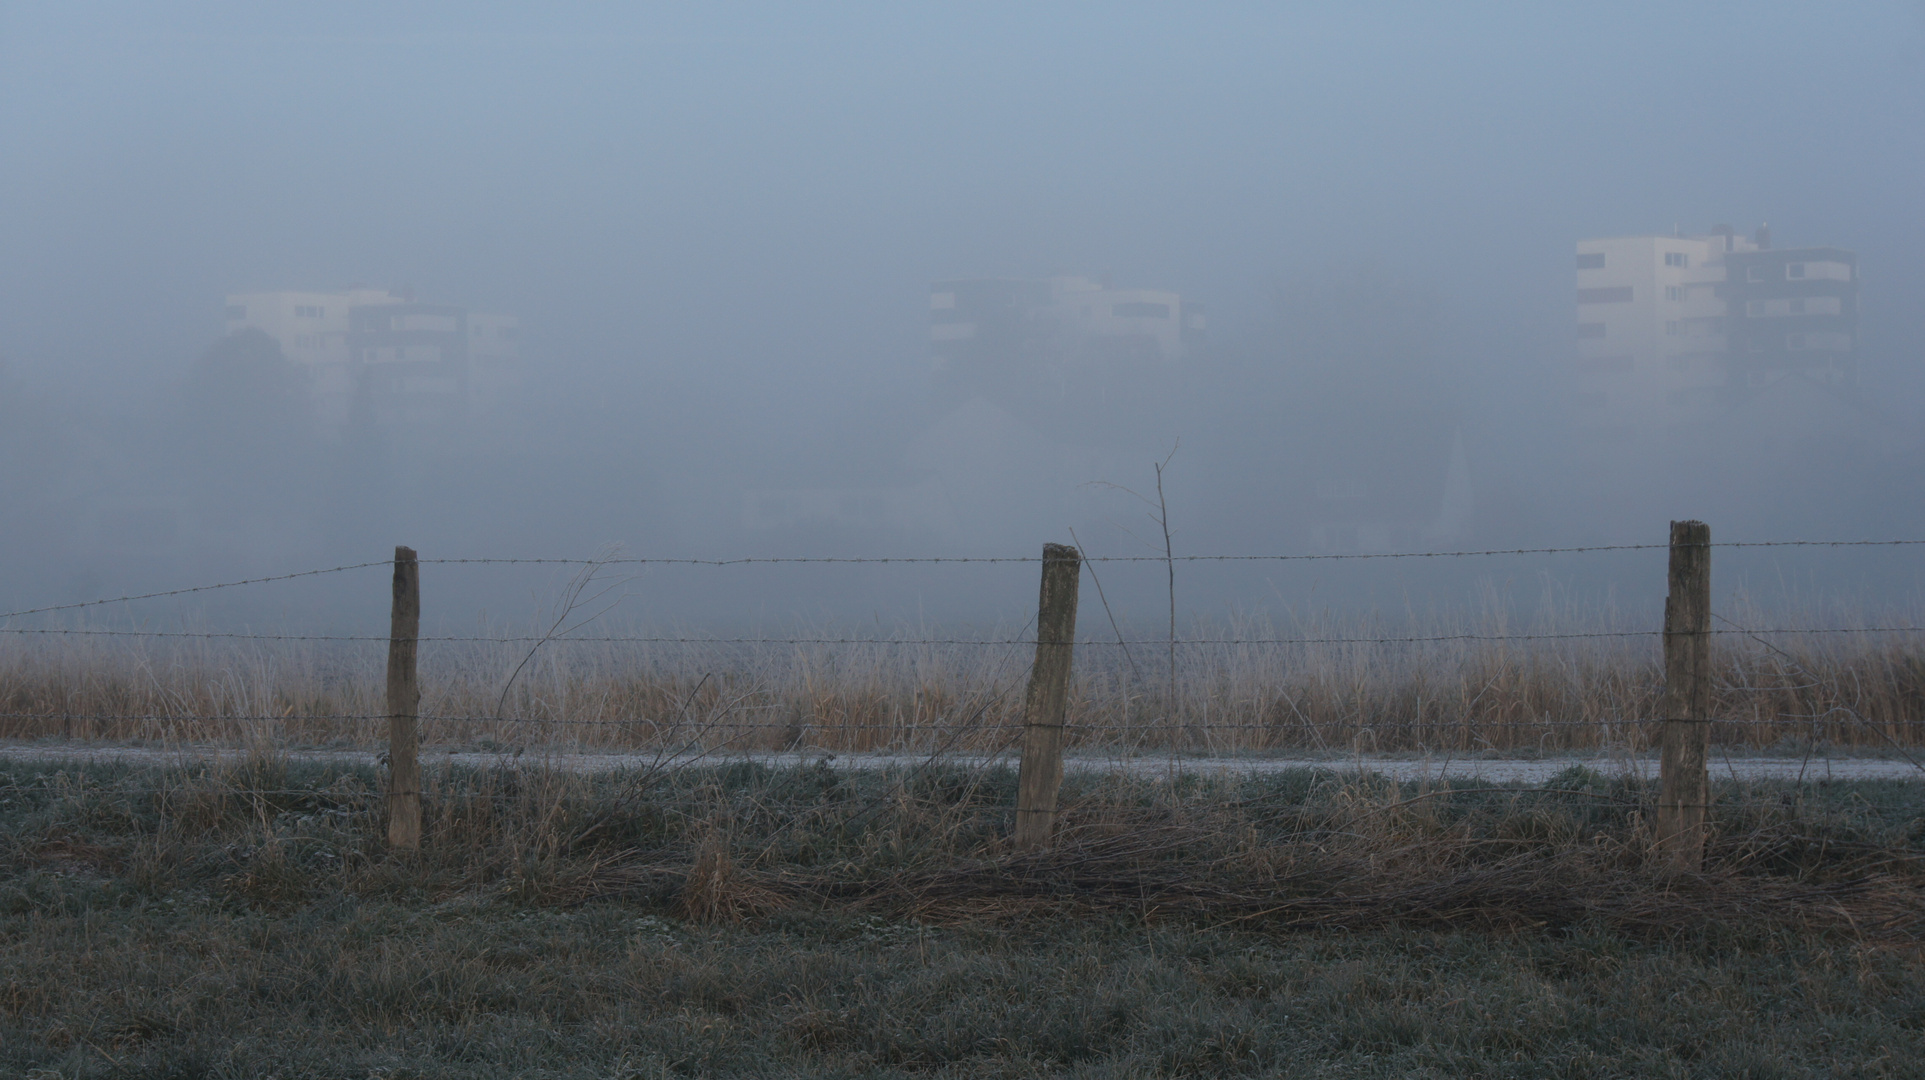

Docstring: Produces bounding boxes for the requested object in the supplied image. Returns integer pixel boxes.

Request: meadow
[1,754,1922,1077]
[5,604,1925,1076]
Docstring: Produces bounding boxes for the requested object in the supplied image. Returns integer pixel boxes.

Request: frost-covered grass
[1,756,1922,1077]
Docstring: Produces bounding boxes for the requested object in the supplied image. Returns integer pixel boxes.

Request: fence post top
[1041,542,1081,563]
[394,546,417,562]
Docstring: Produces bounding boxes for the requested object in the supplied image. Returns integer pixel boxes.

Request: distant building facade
[223,288,520,427]
[1573,226,1858,429]
[929,275,1205,379]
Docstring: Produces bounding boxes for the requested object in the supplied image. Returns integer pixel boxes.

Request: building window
[1788,334,1806,350]
[1664,252,1687,267]
[1576,286,1633,304]
[1665,321,1681,336]
[1747,267,1766,282]
[1112,302,1172,318]
[1577,322,1605,339]
[292,305,326,318]
[1788,263,1805,278]
[1747,301,1764,316]
[1576,253,1605,270]
[1665,286,1681,301]
[226,305,245,320]
[1789,298,1805,313]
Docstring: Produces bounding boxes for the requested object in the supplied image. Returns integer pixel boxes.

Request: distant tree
[177,328,318,509]
[186,328,310,438]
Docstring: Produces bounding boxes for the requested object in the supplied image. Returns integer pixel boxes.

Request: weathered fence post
[1014,543,1081,851]
[387,545,422,851]
[1657,520,1711,871]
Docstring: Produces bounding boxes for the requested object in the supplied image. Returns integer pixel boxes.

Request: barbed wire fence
[3,527,1925,858]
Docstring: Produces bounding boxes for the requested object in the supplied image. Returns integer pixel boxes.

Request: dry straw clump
[538,762,1925,941]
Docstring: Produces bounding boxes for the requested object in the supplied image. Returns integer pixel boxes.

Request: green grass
[1,758,1922,1078]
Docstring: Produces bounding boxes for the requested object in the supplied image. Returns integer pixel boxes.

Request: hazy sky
[5,3,1925,624]
[5,3,1922,390]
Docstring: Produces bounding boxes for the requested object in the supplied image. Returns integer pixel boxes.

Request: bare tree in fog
[175,328,321,529]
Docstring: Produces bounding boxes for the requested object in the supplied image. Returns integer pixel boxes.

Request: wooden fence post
[387,545,422,851]
[1014,543,1081,851]
[1657,520,1711,871]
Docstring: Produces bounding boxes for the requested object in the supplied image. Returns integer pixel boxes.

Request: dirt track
[2,742,1921,783]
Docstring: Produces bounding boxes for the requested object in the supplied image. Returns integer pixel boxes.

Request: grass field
[2,754,1922,1077]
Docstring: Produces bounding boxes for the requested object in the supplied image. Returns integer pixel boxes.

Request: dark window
[1577,286,1633,304]
[1788,263,1805,278]
[1112,302,1171,319]
[1577,322,1606,339]
[1747,267,1765,282]
[1665,286,1681,301]
[1664,252,1687,267]
[1576,253,1605,269]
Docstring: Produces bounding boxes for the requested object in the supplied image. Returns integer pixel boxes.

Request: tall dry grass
[2,605,1923,754]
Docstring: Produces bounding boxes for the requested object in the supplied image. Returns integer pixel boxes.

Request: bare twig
[495,549,630,720]
[1068,527,1141,685]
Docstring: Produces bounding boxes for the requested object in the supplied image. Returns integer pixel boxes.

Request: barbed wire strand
[3,539,1918,623]
[0,562,389,621]
[412,540,1925,566]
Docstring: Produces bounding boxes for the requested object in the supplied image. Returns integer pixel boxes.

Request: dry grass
[4,607,1924,755]
[561,768,1925,944]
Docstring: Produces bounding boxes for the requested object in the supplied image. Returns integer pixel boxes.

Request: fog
[5,3,1925,632]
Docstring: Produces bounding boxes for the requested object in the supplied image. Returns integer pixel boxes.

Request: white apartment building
[1574,225,1859,430]
[1574,231,1749,429]
[223,288,519,426]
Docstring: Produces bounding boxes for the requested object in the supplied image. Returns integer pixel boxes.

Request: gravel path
[2,742,1921,783]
